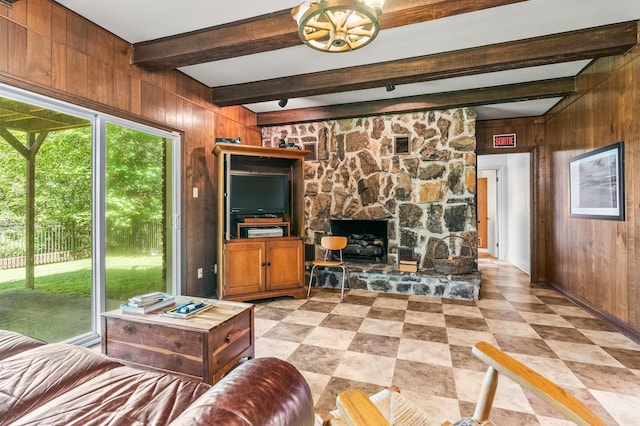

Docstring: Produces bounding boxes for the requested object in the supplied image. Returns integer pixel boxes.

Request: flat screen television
[230,173,290,215]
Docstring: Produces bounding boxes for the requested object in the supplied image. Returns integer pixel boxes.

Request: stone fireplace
[261,108,481,300]
[330,219,387,263]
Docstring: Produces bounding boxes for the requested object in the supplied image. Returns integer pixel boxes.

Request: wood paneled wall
[0,0,261,296]
[543,45,640,335]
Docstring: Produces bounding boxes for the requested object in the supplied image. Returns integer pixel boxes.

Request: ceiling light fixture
[292,0,384,53]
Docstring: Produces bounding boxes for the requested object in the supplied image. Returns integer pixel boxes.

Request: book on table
[399,257,418,272]
[128,291,166,304]
[399,263,418,272]
[121,294,175,314]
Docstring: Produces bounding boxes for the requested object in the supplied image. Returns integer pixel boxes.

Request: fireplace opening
[330,219,388,263]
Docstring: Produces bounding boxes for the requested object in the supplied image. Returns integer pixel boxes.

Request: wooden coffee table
[102,297,254,384]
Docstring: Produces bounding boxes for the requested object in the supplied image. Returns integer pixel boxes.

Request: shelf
[237,222,290,238]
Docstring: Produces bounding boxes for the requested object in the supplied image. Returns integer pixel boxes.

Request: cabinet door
[266,239,303,291]
[224,241,265,296]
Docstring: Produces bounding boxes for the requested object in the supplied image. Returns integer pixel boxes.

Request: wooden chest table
[102,297,254,384]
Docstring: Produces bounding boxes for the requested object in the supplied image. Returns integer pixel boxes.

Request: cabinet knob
[266,262,271,266]
[226,328,242,344]
[261,262,267,267]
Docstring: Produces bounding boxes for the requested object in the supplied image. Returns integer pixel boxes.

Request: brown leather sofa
[0,329,315,425]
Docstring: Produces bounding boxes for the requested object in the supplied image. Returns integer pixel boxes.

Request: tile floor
[253,257,640,425]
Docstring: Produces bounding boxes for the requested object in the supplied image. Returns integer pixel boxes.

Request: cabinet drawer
[104,317,204,377]
[208,309,252,378]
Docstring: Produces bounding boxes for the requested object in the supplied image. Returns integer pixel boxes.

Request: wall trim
[547,281,640,345]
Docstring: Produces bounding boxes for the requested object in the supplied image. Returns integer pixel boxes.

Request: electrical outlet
[197,268,203,279]
[192,187,199,198]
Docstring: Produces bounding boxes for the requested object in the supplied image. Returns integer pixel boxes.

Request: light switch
[197,268,203,278]
[192,187,199,198]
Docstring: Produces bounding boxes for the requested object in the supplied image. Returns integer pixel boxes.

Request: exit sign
[493,133,516,148]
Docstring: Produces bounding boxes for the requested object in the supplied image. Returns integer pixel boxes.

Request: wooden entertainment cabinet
[213,144,308,301]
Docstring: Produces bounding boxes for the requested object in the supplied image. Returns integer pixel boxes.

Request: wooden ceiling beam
[212,21,637,106]
[255,77,577,125]
[133,10,297,71]
[132,0,525,71]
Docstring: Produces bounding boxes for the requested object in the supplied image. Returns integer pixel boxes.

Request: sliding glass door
[0,85,180,344]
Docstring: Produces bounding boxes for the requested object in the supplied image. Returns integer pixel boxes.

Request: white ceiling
[55,0,640,120]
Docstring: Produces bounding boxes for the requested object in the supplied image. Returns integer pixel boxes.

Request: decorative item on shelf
[278,139,300,149]
[291,0,384,53]
[215,137,242,144]
[432,234,475,275]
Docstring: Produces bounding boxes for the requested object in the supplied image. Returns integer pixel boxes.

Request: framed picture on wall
[569,141,625,221]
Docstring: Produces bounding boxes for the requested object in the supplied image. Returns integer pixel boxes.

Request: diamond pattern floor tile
[252,257,640,425]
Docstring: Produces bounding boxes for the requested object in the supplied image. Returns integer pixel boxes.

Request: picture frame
[569,141,625,221]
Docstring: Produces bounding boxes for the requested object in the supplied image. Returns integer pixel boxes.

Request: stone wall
[261,108,478,270]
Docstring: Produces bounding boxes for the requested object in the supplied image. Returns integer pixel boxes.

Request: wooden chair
[307,236,349,299]
[334,341,606,426]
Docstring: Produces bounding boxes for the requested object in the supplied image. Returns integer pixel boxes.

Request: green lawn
[0,255,164,342]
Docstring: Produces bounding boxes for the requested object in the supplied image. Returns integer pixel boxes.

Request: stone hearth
[307,262,480,300]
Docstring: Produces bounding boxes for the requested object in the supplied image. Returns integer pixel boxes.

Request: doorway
[477,153,531,275]
[477,169,499,258]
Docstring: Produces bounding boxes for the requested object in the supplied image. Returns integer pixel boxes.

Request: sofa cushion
[0,329,46,361]
[0,343,123,424]
[170,357,315,426]
[10,366,211,426]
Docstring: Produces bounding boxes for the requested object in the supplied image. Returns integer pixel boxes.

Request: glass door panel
[104,123,172,310]
[0,94,92,342]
